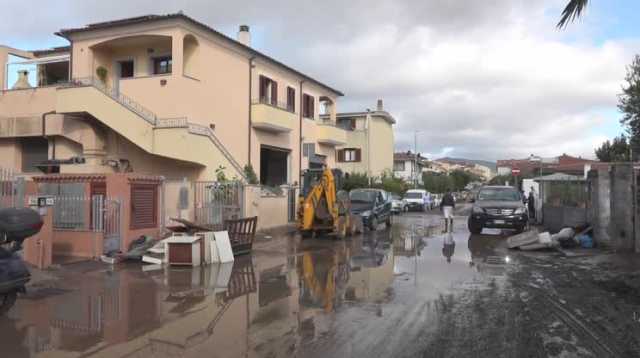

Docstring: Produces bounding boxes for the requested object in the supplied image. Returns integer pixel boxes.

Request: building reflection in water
[3,230,402,358]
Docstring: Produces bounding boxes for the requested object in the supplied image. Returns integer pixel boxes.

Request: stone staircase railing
[156,118,246,180]
[69,77,157,125]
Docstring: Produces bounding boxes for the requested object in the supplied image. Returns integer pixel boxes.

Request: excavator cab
[297,168,361,239]
[300,168,344,198]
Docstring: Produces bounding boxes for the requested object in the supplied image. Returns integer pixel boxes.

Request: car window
[350,190,376,203]
[405,192,422,199]
[478,188,521,201]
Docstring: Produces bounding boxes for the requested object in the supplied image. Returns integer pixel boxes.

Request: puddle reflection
[1,216,514,357]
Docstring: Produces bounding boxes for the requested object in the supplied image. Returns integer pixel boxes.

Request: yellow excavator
[298,168,362,239]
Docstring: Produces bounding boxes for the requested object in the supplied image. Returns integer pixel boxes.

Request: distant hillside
[435,157,497,172]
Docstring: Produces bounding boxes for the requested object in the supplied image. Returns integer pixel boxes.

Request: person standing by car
[440,189,455,233]
[528,188,536,220]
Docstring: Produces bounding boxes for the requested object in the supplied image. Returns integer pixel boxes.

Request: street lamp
[414,131,422,189]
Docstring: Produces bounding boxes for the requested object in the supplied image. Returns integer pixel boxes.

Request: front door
[114,60,134,93]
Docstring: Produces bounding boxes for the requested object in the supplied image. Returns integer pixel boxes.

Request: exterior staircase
[57,78,246,180]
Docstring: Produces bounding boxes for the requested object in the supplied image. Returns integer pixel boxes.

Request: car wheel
[0,291,17,316]
[369,216,378,231]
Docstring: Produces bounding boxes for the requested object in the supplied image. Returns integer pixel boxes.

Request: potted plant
[96,66,108,84]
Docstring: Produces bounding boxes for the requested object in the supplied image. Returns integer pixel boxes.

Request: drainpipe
[299,80,305,187]
[42,110,56,160]
[248,57,255,167]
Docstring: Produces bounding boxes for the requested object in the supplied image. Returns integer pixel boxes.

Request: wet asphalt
[2,207,640,357]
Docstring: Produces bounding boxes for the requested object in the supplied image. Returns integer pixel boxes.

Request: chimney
[376,99,383,111]
[237,25,251,47]
[12,70,32,90]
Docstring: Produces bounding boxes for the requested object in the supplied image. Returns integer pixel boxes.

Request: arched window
[183,34,199,78]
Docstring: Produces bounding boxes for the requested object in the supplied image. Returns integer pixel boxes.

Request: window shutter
[271,81,278,106]
[310,96,315,119]
[355,149,362,162]
[350,118,356,130]
[259,75,266,102]
[130,184,158,229]
[337,149,345,162]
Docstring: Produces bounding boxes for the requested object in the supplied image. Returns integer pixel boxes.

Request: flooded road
[2,211,640,357]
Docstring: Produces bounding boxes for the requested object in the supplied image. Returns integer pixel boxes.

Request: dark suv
[468,186,528,234]
[349,189,392,231]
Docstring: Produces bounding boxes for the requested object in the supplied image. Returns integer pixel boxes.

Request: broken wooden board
[507,229,540,249]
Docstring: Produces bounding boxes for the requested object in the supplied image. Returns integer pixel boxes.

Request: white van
[404,189,433,212]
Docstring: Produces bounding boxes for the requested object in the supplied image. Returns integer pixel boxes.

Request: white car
[404,189,433,212]
[390,194,407,214]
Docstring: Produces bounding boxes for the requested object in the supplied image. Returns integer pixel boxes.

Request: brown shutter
[350,118,356,130]
[355,149,362,162]
[271,81,278,106]
[130,184,158,229]
[337,149,345,162]
[310,96,315,119]
[259,75,266,102]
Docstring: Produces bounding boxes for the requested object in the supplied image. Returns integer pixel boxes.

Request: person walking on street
[440,189,455,233]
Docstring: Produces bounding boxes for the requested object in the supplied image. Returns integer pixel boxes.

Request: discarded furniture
[165,234,201,266]
[223,216,257,255]
[168,216,258,256]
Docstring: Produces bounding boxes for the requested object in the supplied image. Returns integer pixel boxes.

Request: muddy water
[0,213,513,358]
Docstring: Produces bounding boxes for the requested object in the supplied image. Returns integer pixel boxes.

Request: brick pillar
[22,208,53,269]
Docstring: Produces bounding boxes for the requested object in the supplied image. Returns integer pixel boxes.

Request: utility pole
[414,131,419,189]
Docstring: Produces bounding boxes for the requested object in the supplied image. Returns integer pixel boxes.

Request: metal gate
[92,196,122,253]
[0,167,18,208]
[288,187,297,222]
[194,181,243,226]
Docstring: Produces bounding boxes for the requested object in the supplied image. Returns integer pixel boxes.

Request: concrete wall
[589,164,639,252]
[588,169,611,247]
[609,164,635,251]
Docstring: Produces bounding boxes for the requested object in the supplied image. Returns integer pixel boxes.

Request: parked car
[404,189,433,211]
[349,189,392,231]
[390,193,407,214]
[468,186,528,234]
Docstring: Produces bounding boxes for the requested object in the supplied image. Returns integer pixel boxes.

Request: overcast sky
[2,0,639,161]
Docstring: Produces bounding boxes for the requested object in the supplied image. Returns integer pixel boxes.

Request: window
[118,60,134,78]
[287,86,295,112]
[260,146,289,186]
[302,94,315,119]
[152,56,172,75]
[130,184,158,229]
[394,161,406,171]
[337,148,361,162]
[259,75,278,106]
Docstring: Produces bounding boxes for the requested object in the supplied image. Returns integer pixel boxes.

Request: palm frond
[557,0,589,29]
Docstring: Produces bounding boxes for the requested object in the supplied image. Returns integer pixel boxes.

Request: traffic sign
[511,168,521,176]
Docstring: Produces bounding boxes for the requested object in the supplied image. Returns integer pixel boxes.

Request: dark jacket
[440,192,455,209]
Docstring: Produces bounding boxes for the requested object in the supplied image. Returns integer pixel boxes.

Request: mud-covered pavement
[2,209,640,357]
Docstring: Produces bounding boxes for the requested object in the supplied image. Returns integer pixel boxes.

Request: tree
[342,172,370,192]
[619,55,640,160]
[557,0,590,29]
[595,135,631,162]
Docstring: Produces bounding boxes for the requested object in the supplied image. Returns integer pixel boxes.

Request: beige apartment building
[0,13,346,185]
[326,100,395,178]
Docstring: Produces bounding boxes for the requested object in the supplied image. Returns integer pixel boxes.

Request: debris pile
[508,227,593,251]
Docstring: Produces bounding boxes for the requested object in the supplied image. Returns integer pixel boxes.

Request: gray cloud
[0,0,633,161]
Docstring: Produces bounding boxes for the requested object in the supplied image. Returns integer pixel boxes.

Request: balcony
[317,121,347,146]
[251,99,295,133]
